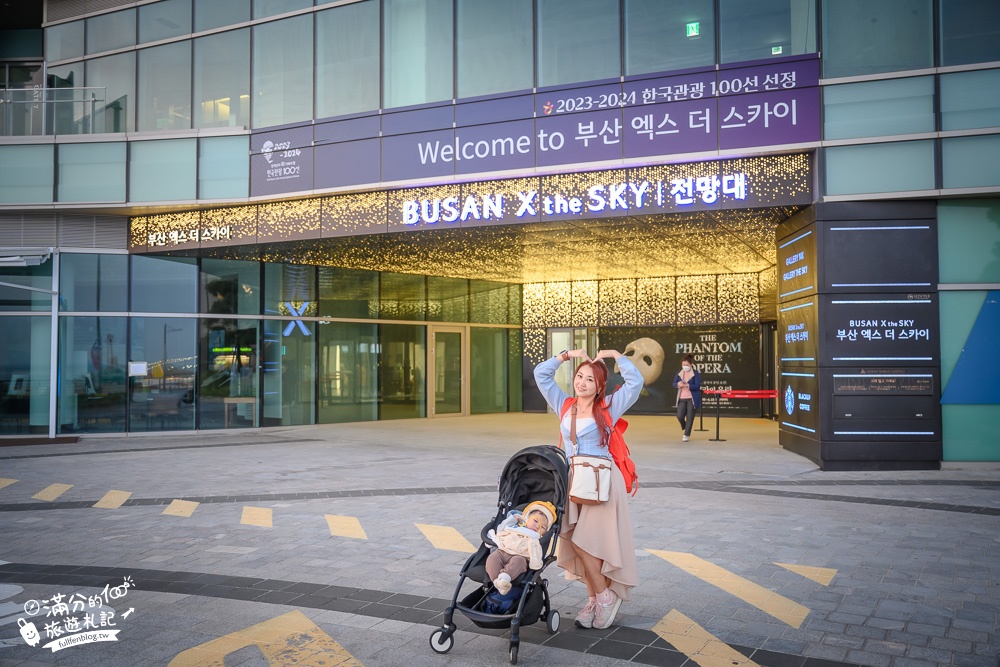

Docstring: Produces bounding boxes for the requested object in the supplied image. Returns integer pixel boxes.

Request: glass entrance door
[429,326,465,417]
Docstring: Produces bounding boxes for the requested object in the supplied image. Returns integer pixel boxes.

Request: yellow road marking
[241,506,272,528]
[326,514,367,540]
[168,609,364,666]
[93,490,132,509]
[163,499,199,517]
[775,562,837,586]
[653,609,760,667]
[415,523,476,553]
[32,483,73,501]
[648,550,810,628]
[0,478,17,490]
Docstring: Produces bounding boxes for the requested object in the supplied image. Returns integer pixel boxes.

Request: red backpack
[560,397,639,496]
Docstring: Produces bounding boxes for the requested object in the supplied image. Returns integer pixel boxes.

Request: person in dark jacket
[672,354,702,442]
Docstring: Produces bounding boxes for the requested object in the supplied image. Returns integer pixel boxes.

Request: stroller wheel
[509,643,519,665]
[546,609,560,633]
[429,628,454,654]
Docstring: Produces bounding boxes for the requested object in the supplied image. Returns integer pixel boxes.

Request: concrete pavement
[0,414,997,667]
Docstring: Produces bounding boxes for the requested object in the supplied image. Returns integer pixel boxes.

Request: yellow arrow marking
[167,609,364,667]
[32,483,73,501]
[653,609,760,667]
[93,490,132,509]
[415,523,476,553]
[775,562,837,586]
[326,514,367,540]
[648,550,810,628]
[241,506,272,528]
[0,478,17,490]
[163,499,199,517]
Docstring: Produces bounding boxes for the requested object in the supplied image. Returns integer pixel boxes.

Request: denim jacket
[533,355,643,459]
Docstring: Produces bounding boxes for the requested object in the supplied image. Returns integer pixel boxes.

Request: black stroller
[429,445,568,665]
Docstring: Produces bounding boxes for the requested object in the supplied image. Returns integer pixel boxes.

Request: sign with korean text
[822,293,938,367]
[254,54,820,195]
[132,153,811,251]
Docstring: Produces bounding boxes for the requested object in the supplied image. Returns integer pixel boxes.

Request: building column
[776,201,942,470]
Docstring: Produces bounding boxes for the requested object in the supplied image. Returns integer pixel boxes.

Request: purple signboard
[381,128,454,183]
[535,107,624,168]
[718,87,820,150]
[314,138,380,190]
[623,98,718,158]
[250,124,314,197]
[253,54,821,195]
[452,119,536,175]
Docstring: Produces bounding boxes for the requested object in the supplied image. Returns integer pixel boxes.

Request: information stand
[702,389,778,442]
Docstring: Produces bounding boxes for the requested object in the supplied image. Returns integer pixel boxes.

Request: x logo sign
[283,302,312,336]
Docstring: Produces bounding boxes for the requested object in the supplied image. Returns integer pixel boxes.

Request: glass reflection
[262,318,315,425]
[0,316,51,435]
[128,317,197,431]
[379,324,425,420]
[200,319,258,429]
[318,321,378,423]
[58,317,127,433]
[471,327,507,414]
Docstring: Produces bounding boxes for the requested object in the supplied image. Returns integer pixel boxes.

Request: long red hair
[577,359,612,448]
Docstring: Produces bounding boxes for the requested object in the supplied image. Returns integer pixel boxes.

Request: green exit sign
[686,22,700,37]
[772,45,784,55]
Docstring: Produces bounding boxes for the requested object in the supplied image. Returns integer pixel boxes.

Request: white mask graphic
[620,337,665,386]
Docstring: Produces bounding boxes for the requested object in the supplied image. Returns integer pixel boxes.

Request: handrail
[1,86,108,137]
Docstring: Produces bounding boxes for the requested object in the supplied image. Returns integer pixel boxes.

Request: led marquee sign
[130,153,811,252]
[400,172,748,227]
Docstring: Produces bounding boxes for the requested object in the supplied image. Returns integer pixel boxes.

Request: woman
[672,353,702,442]
[534,347,643,630]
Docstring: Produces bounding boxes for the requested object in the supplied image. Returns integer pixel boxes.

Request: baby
[485,500,556,594]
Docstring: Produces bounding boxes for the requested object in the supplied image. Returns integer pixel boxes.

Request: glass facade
[0,316,51,435]
[823,77,935,140]
[252,15,313,127]
[384,0,452,108]
[1,252,521,435]
[130,138,197,202]
[193,29,250,129]
[58,316,127,433]
[85,9,135,55]
[139,0,192,44]
[318,321,378,423]
[129,316,197,432]
[719,0,815,64]
[86,52,135,133]
[0,144,53,204]
[538,0,619,88]
[57,142,126,203]
[625,0,715,75]
[59,253,128,312]
[821,0,932,78]
[456,0,532,99]
[316,1,380,119]
[137,41,192,131]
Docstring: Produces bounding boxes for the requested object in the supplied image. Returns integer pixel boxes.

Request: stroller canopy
[497,445,568,514]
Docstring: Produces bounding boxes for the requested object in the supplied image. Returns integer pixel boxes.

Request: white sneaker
[683,435,690,442]
[592,592,622,629]
[574,600,597,628]
[493,574,512,595]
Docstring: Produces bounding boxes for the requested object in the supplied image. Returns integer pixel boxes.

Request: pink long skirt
[556,460,638,601]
